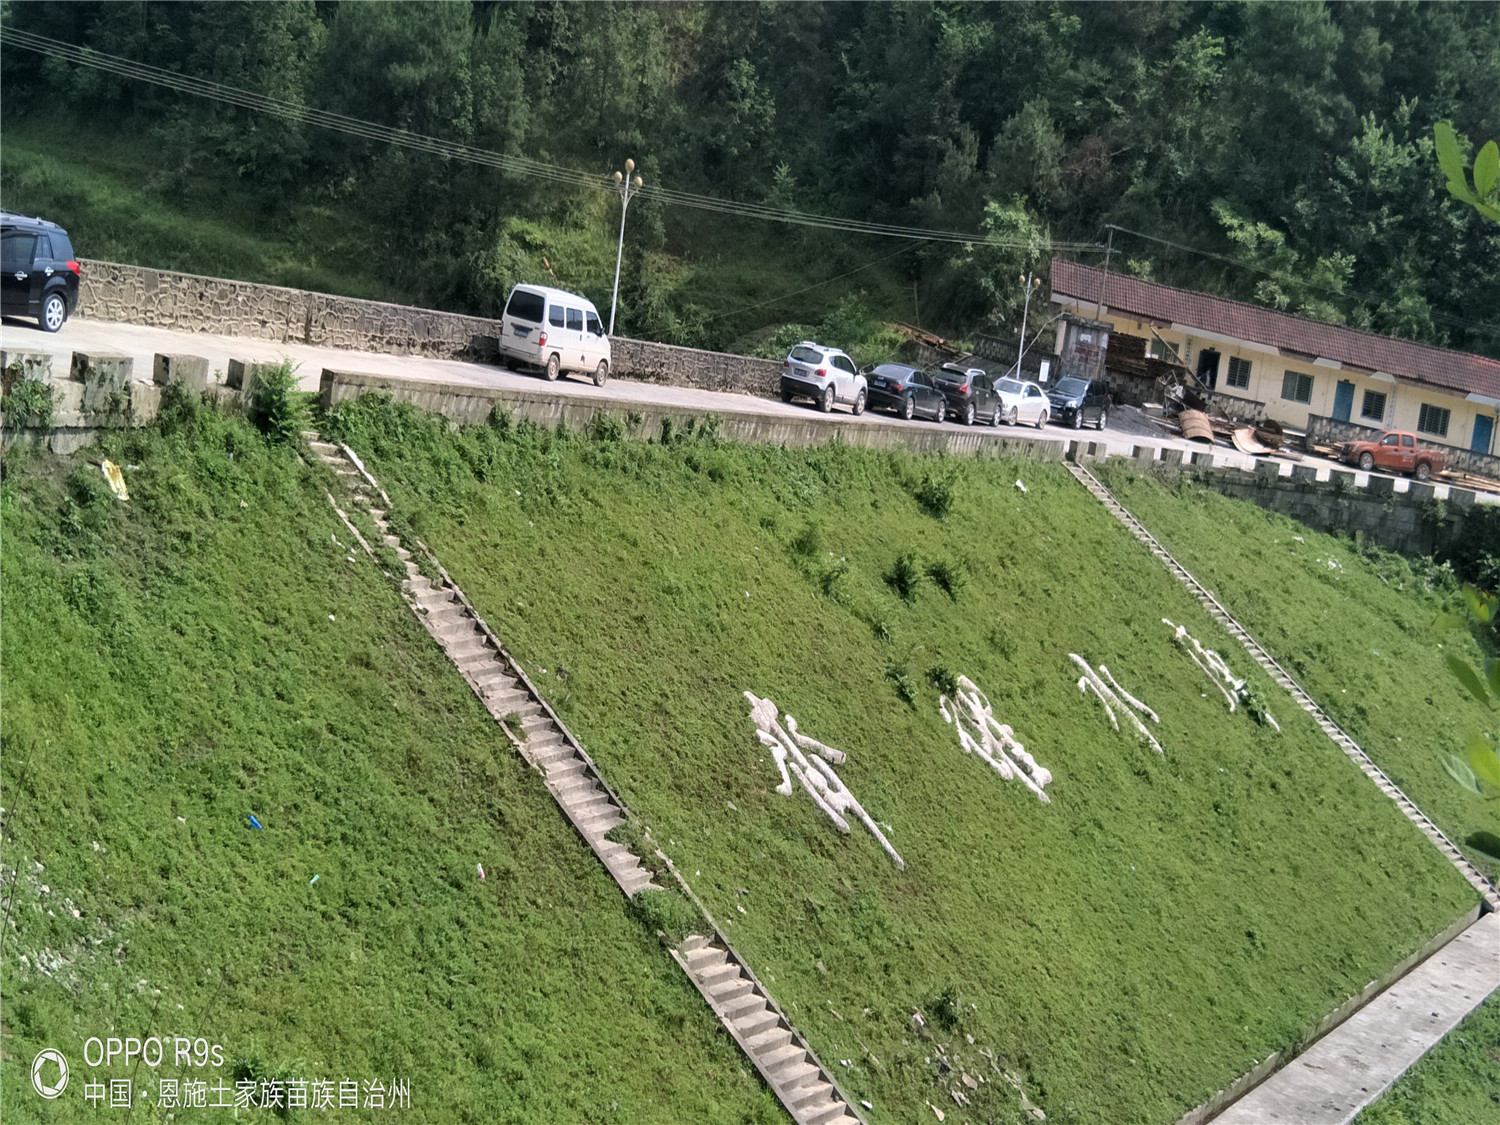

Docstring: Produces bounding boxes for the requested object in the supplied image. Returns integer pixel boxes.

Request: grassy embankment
[0,399,780,1124]
[326,395,1480,1125]
[1091,463,1500,885]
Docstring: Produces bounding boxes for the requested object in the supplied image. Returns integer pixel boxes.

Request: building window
[1417,403,1451,437]
[1281,370,1314,404]
[1360,390,1387,422]
[1226,356,1251,389]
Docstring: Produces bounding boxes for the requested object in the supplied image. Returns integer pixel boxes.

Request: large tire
[1414,460,1432,482]
[1036,410,1048,429]
[820,384,835,413]
[1097,408,1108,431]
[544,353,561,381]
[41,291,67,333]
[964,401,976,426]
[852,389,867,416]
[593,360,609,387]
[1358,452,1375,472]
[902,395,916,420]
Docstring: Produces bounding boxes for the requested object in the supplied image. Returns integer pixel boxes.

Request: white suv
[497,283,611,385]
[779,342,867,414]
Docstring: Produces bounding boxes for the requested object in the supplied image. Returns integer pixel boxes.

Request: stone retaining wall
[76,260,787,395]
[1306,412,1500,479]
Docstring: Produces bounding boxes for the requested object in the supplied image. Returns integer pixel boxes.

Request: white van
[497,283,612,386]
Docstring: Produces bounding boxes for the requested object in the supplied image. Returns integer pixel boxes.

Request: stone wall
[1306,412,1500,479]
[76,260,789,395]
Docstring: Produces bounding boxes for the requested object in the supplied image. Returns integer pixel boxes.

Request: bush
[910,465,958,519]
[926,557,967,600]
[886,551,925,602]
[246,358,305,444]
[629,887,704,946]
[2,374,55,427]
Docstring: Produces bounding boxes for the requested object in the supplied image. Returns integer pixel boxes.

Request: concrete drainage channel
[306,431,864,1125]
[1062,457,1500,1124]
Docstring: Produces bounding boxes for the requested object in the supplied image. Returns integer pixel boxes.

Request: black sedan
[863,363,948,422]
[934,364,1003,425]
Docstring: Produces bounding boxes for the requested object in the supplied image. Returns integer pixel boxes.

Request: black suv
[1,212,80,332]
[1046,376,1111,430]
[933,363,1004,426]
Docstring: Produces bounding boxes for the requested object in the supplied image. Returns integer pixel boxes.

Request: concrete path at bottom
[1215,910,1499,1124]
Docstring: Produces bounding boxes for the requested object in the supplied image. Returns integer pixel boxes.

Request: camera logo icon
[31,1048,69,1099]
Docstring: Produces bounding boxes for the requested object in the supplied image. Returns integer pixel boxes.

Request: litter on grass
[99,460,130,501]
[938,676,1052,802]
[476,864,486,880]
[1163,619,1280,730]
[1070,655,1163,754]
[1015,480,1028,493]
[247,814,263,830]
[744,692,904,869]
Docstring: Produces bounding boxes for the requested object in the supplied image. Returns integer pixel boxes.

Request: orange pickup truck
[1338,430,1446,480]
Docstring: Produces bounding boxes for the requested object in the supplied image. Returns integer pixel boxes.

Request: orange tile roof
[1051,259,1500,400]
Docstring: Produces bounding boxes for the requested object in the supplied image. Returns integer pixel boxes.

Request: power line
[0,28,1100,251]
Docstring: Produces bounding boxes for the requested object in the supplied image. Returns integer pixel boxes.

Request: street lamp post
[608,158,644,337]
[1014,271,1041,377]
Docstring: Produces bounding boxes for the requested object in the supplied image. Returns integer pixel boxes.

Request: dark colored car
[1046,376,1111,430]
[1,212,80,333]
[933,364,1003,426]
[864,363,948,422]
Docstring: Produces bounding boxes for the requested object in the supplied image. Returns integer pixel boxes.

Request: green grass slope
[1092,463,1500,885]
[326,396,1478,1125]
[0,404,778,1124]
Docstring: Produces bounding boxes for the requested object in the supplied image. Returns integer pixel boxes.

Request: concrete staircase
[1062,457,1499,912]
[307,431,864,1125]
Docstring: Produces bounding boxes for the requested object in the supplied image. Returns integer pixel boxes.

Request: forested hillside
[2,1,1496,357]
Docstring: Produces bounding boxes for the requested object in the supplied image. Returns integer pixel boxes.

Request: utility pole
[1093,226,1115,379]
[609,158,644,337]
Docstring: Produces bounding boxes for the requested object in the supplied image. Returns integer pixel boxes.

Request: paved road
[3,312,1482,500]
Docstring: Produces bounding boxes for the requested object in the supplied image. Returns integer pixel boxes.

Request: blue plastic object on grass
[248,814,263,830]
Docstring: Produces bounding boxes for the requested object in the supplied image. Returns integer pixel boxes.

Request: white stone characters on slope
[1070,654,1163,754]
[938,676,1052,803]
[1163,618,1281,731]
[744,692,904,870]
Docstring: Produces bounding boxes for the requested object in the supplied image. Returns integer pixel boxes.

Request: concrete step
[708,976,754,1003]
[697,961,743,989]
[565,792,614,819]
[733,1008,780,1039]
[746,1026,793,1054]
[536,746,581,769]
[788,1081,835,1109]
[685,944,728,971]
[680,934,712,955]
[719,991,767,1023]
[618,868,655,896]
[757,1044,807,1074]
[773,1059,823,1091]
[576,810,625,836]
[804,1103,854,1125]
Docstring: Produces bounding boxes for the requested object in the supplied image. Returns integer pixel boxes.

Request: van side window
[548,305,566,328]
[566,308,583,332]
[35,236,52,260]
[2,232,36,269]
[586,311,603,336]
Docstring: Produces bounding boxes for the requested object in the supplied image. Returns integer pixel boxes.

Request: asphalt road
[2,311,1482,500]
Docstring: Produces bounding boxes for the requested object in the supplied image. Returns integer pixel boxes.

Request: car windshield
[1054,378,1089,396]
[505,289,546,323]
[933,369,965,384]
[872,365,911,380]
[790,346,824,364]
[997,379,1024,395]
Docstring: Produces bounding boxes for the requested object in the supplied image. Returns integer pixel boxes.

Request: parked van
[498,284,611,385]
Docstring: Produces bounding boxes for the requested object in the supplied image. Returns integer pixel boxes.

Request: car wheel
[991,404,1003,427]
[902,395,916,420]
[1414,460,1432,482]
[1097,408,1108,431]
[1007,407,1018,426]
[40,292,67,333]
[934,402,945,424]
[1358,452,1374,472]
[1072,410,1083,430]
[964,402,976,426]
[820,385,835,413]
[545,353,561,381]
[593,360,609,387]
[853,389,867,416]
[780,385,794,403]
[1036,410,1048,429]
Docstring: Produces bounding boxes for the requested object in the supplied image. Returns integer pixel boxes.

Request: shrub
[2,374,55,427]
[246,358,304,444]
[884,659,917,707]
[886,551,925,602]
[911,466,958,518]
[926,557,967,601]
[629,887,704,946]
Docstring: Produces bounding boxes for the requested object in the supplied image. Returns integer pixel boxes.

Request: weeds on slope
[328,393,1478,1125]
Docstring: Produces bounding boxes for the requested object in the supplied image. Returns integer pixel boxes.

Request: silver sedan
[993,377,1051,428]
